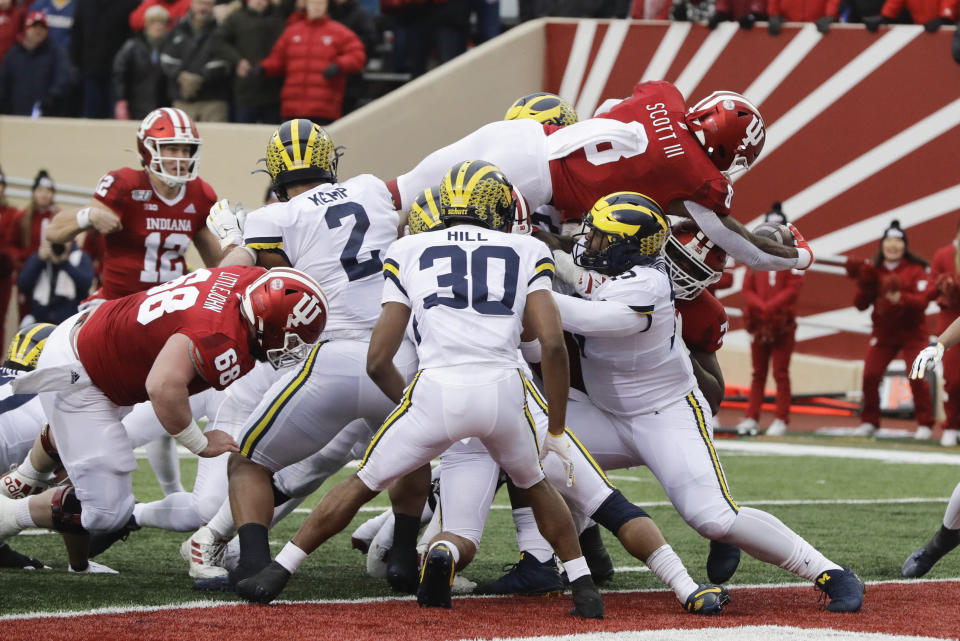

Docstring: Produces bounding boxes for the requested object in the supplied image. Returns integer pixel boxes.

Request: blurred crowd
[1,0,958,124]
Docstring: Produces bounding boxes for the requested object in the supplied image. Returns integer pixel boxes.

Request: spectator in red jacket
[736,206,804,437]
[847,220,933,437]
[129,0,189,31]
[13,169,59,320]
[258,0,364,123]
[0,0,25,63]
[864,0,957,30]
[926,222,960,446]
[767,0,836,34]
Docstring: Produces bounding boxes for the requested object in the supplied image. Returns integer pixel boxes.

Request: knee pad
[685,506,739,540]
[50,486,85,534]
[591,489,649,535]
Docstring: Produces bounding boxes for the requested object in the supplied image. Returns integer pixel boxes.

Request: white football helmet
[663,220,728,300]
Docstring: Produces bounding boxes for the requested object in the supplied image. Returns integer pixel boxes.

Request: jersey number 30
[420,246,519,316]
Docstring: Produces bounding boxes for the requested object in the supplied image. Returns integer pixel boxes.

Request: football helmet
[241,268,328,369]
[407,186,443,235]
[265,119,338,201]
[504,92,579,127]
[137,107,202,188]
[439,160,516,231]
[685,91,765,177]
[663,220,728,300]
[575,192,669,274]
[509,188,532,235]
[3,323,56,371]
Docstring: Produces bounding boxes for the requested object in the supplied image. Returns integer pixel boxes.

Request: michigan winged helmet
[264,119,339,200]
[439,160,516,231]
[575,191,669,274]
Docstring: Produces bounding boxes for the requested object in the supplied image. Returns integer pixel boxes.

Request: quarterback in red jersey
[0,266,328,564]
[46,107,222,302]
[391,81,811,273]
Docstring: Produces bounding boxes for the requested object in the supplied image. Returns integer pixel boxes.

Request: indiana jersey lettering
[676,290,728,353]
[577,258,696,415]
[76,266,264,406]
[381,225,555,369]
[242,174,398,337]
[548,81,732,222]
[90,167,218,300]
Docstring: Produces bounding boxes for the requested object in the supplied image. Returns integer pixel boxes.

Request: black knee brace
[270,479,291,507]
[50,486,86,534]
[591,489,649,535]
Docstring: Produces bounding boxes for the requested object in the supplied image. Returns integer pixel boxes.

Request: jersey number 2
[324,203,383,281]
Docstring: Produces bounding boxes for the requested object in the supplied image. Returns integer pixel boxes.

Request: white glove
[574,271,607,297]
[206,198,247,250]
[539,432,575,486]
[910,342,945,379]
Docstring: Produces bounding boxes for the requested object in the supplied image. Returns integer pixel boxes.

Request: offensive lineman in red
[45,107,222,303]
[0,266,328,555]
[390,80,813,273]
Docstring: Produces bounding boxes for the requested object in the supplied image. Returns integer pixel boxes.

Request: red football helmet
[241,267,328,369]
[136,107,202,187]
[685,91,765,177]
[509,188,532,235]
[663,220,728,300]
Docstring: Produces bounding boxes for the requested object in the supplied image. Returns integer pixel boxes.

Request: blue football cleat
[815,567,864,612]
[474,552,563,596]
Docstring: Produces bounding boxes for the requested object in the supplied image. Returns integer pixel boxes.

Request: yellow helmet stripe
[13,323,47,362]
[302,123,318,168]
[290,119,302,166]
[273,131,294,172]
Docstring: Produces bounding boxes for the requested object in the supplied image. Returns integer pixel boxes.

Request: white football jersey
[243,174,399,337]
[382,224,555,370]
[579,259,697,415]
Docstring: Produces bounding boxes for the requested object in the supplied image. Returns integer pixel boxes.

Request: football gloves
[910,342,945,380]
[207,198,247,251]
[788,223,814,270]
[540,432,575,487]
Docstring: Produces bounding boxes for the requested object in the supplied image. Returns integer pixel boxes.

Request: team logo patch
[270,278,284,291]
[722,99,735,110]
[132,190,153,201]
[184,203,196,214]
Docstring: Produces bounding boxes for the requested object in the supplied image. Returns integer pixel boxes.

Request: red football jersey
[76,266,264,406]
[90,167,217,300]
[547,81,733,221]
[676,289,728,353]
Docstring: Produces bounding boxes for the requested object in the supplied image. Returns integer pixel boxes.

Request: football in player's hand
[751,222,794,246]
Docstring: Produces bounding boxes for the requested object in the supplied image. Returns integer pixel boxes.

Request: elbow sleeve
[685,201,798,271]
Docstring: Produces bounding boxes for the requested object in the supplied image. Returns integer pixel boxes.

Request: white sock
[724,507,834,581]
[351,508,392,542]
[144,436,184,496]
[429,539,460,565]
[562,555,589,582]
[14,498,35,529]
[17,456,52,481]
[646,544,699,602]
[944,482,960,530]
[206,500,237,541]
[275,541,307,574]
[133,492,200,531]
[513,507,553,563]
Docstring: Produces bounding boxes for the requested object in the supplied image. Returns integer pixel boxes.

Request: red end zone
[4,582,959,641]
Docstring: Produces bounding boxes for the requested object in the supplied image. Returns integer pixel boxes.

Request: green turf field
[2,439,958,615]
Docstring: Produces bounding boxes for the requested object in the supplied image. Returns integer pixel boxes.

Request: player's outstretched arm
[550,291,651,338]
[366,302,411,405]
[193,228,224,268]
[145,333,239,458]
[46,199,122,244]
[523,290,569,435]
[682,201,812,271]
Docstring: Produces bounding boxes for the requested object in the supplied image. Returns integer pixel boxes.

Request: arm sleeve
[685,200,800,271]
[335,28,366,73]
[550,291,651,337]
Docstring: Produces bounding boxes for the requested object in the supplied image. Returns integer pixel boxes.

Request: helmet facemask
[663,234,722,300]
[145,138,201,188]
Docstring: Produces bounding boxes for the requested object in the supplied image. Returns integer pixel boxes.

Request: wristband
[76,208,91,229]
[173,419,208,455]
[795,247,813,270]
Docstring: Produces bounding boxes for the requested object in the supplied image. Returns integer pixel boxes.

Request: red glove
[788,223,813,269]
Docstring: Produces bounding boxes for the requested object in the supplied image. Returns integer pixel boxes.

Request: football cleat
[474,552,563,596]
[814,567,864,612]
[901,548,936,578]
[235,560,290,604]
[568,575,604,619]
[579,525,615,584]
[706,540,741,584]
[386,543,420,593]
[1,465,49,499]
[88,515,140,558]
[68,560,119,574]
[180,526,228,579]
[684,584,730,614]
[0,542,49,569]
[192,575,234,592]
[417,543,455,608]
